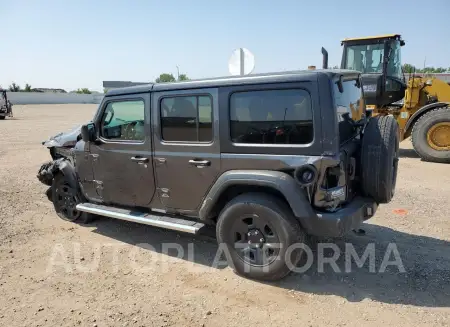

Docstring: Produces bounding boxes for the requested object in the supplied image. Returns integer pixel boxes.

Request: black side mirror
[336,75,344,93]
[81,123,96,142]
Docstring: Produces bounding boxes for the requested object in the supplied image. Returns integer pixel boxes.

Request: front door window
[100,100,145,141]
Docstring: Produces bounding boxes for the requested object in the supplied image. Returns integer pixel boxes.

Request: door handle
[131,156,149,163]
[188,159,211,167]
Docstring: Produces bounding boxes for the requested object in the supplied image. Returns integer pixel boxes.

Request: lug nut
[248,240,252,244]
[260,238,264,242]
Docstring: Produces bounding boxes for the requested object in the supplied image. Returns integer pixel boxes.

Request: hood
[42,124,83,148]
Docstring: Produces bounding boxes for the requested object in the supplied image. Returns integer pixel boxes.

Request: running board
[76,203,205,234]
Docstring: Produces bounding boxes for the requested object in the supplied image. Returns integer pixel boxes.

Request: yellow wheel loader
[340,34,450,163]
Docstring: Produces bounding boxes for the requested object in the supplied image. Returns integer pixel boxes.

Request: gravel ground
[0,105,449,327]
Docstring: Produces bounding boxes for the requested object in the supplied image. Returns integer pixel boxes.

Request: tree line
[6,72,190,94]
[402,64,450,74]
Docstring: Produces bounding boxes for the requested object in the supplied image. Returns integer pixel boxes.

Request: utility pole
[176,65,180,80]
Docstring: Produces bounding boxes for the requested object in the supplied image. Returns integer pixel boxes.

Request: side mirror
[81,123,96,142]
[336,75,344,93]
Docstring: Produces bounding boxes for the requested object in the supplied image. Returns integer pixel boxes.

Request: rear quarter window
[333,80,364,143]
[229,89,313,145]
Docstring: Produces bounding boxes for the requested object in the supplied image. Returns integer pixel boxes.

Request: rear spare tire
[361,115,399,203]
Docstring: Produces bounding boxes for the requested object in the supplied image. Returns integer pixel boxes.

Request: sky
[2,0,450,92]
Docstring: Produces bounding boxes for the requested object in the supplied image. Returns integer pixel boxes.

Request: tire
[411,107,450,163]
[216,193,306,281]
[51,173,94,224]
[0,116,5,120]
[361,115,399,203]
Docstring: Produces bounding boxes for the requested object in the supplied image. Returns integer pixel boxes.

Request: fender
[198,170,317,230]
[405,102,450,134]
[37,158,78,189]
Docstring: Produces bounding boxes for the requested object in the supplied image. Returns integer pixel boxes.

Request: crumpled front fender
[37,158,77,188]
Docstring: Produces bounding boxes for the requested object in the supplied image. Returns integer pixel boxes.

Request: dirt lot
[0,105,449,327]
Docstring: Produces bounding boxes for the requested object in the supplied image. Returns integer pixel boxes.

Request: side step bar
[76,203,205,234]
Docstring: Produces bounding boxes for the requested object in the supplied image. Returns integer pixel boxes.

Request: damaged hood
[42,124,83,148]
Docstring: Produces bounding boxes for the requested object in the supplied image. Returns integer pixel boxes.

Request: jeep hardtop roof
[106,69,359,96]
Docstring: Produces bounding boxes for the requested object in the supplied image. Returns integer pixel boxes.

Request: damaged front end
[42,124,83,160]
[37,124,83,191]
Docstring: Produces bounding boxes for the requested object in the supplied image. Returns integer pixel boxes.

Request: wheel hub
[247,229,265,247]
[427,122,450,151]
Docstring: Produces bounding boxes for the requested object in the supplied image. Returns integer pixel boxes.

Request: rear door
[90,93,155,207]
[152,88,220,212]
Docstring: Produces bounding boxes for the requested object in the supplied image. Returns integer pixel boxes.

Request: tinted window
[161,95,212,142]
[100,100,145,141]
[230,89,313,144]
[333,80,363,143]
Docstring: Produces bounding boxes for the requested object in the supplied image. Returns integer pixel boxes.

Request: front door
[91,93,155,207]
[152,88,220,212]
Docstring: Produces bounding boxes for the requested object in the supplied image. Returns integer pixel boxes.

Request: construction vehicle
[340,34,450,163]
[0,89,13,120]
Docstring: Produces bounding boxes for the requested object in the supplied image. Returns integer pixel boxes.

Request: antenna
[228,48,255,76]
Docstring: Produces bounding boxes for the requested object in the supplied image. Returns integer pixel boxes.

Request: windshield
[344,40,402,79]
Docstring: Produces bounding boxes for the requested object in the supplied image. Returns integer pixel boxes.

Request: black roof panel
[105,69,359,96]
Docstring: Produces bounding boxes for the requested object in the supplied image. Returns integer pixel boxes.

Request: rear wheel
[52,173,93,224]
[216,193,306,281]
[361,115,399,203]
[411,107,450,163]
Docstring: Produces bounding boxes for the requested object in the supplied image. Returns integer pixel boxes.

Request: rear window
[333,80,363,143]
[230,89,313,145]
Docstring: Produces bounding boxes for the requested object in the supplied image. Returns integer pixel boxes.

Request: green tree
[402,63,416,74]
[178,74,190,81]
[24,83,32,92]
[76,88,92,94]
[420,67,446,73]
[104,88,108,94]
[155,73,176,83]
[9,82,21,92]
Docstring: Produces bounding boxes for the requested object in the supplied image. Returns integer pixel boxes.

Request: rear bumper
[306,197,378,237]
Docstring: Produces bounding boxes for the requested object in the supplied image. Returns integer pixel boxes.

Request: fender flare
[37,158,78,189]
[198,170,317,230]
[405,102,450,135]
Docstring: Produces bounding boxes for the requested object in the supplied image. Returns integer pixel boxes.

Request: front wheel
[216,193,306,281]
[52,173,93,224]
[411,107,450,163]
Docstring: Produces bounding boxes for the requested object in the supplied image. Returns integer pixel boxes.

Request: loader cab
[340,34,406,107]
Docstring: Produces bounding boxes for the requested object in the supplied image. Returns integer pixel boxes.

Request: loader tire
[361,115,399,204]
[411,107,450,163]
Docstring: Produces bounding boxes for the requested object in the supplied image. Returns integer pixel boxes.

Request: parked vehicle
[0,89,13,119]
[341,34,450,163]
[37,61,399,280]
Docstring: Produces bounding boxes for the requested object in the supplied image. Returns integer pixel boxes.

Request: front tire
[52,173,93,224]
[216,193,305,281]
[411,107,450,163]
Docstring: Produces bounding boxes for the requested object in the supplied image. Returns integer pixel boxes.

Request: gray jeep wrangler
[37,66,399,281]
